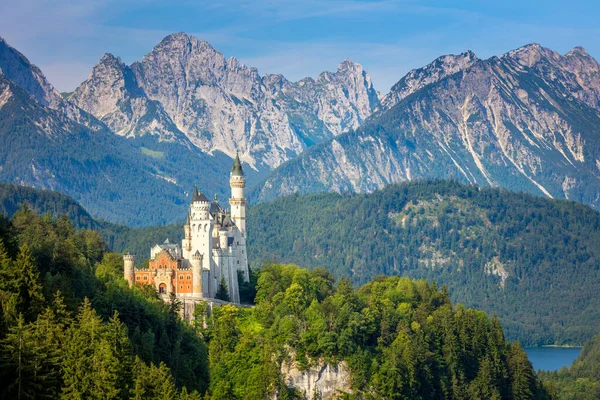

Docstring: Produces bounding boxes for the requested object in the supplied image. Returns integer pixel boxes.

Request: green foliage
[0,209,209,399]
[245,181,600,346]
[215,276,230,302]
[207,263,550,400]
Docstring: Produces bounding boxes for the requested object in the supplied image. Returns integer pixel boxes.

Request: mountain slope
[254,44,600,210]
[70,33,380,170]
[248,181,600,346]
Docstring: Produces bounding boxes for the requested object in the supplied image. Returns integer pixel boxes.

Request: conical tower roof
[231,152,244,177]
[192,184,209,202]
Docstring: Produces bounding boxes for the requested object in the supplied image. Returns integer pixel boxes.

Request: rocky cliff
[279,359,351,400]
[254,43,600,210]
[0,37,103,130]
[70,33,381,170]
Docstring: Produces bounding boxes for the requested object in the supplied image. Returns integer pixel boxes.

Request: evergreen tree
[13,244,44,322]
[215,276,230,302]
[60,299,121,399]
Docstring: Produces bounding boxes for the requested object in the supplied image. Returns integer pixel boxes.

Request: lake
[524,347,582,371]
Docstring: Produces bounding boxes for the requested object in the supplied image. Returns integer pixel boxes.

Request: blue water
[524,347,581,371]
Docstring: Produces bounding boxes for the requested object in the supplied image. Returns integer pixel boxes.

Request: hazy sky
[2,0,599,93]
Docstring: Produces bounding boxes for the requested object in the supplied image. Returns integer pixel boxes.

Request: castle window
[237,260,240,264]
[187,285,190,289]
[144,276,148,280]
[179,275,184,280]
[158,283,166,294]
[180,285,183,289]
[136,276,140,280]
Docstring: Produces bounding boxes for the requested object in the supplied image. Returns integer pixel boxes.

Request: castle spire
[192,184,209,202]
[231,152,244,177]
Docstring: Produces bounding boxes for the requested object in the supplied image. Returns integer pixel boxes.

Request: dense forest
[0,208,209,399]
[246,181,600,346]
[0,207,555,399]
[3,181,600,346]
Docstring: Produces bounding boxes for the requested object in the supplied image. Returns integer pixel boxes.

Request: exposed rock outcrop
[279,360,351,400]
[70,33,381,170]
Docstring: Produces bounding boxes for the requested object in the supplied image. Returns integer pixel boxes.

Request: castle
[123,154,249,303]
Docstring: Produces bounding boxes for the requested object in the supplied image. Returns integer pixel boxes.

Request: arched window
[179,275,184,280]
[158,283,166,294]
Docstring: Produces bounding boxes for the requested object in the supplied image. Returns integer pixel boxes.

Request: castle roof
[192,185,209,202]
[231,152,244,177]
[210,200,224,215]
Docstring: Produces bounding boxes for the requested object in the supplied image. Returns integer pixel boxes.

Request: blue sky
[2,0,599,93]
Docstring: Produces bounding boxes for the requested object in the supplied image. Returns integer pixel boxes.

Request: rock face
[70,33,380,170]
[254,43,600,210]
[68,53,183,142]
[374,50,478,114]
[0,37,103,129]
[279,360,351,400]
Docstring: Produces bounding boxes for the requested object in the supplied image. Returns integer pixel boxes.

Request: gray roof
[192,185,209,202]
[231,152,244,176]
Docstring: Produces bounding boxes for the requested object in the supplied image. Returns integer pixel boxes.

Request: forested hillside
[0,208,209,399]
[207,263,550,399]
[247,181,600,346]
[0,207,551,399]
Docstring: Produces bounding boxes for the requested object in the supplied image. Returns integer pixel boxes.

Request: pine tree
[13,244,45,321]
[0,312,62,399]
[60,298,121,400]
[215,276,230,302]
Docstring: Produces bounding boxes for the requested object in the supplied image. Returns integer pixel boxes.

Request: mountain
[0,38,242,226]
[67,53,185,142]
[253,44,600,210]
[0,37,262,226]
[70,33,380,170]
[0,37,103,129]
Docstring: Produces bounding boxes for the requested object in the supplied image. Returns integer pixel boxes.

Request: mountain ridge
[253,43,600,209]
[70,32,381,171]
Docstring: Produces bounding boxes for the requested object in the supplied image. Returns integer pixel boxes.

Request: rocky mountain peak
[0,36,61,108]
[337,58,362,72]
[504,43,560,67]
[98,53,125,67]
[375,50,478,114]
[566,46,590,58]
[69,32,381,169]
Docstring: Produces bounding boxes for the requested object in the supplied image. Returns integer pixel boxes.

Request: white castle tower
[229,153,249,282]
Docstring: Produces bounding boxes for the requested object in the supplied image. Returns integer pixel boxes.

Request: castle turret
[219,227,229,250]
[123,253,135,287]
[191,250,203,297]
[229,153,246,234]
